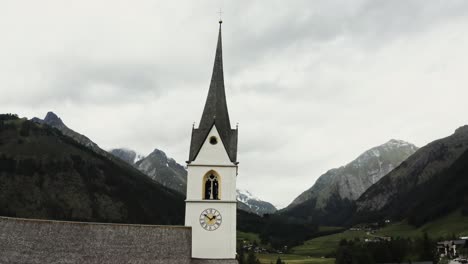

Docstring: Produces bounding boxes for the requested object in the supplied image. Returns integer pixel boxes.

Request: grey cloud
[225,0,468,72]
[51,63,158,103]
[348,0,468,45]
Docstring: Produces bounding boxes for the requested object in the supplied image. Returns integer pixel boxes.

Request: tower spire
[188,21,238,163]
[198,20,230,131]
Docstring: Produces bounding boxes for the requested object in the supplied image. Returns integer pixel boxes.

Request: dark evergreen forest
[0,114,185,224]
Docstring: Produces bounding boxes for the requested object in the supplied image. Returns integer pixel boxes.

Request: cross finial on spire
[218,8,223,24]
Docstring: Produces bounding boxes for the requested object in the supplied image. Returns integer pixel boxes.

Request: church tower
[185,20,238,262]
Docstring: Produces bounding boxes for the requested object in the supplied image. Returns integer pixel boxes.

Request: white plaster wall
[185,124,238,259]
[185,202,236,259]
[185,164,237,258]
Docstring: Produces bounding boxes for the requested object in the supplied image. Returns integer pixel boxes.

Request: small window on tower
[210,136,218,145]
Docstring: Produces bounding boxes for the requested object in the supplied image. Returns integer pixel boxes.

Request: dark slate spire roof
[188,21,238,163]
[199,22,230,131]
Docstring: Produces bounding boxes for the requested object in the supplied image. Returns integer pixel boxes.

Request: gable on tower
[188,21,238,164]
[192,124,234,165]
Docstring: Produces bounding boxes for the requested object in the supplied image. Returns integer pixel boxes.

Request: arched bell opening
[202,170,221,200]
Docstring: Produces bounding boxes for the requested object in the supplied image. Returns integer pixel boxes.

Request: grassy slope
[238,231,261,243]
[291,210,468,258]
[376,210,468,238]
[292,230,368,257]
[237,230,336,263]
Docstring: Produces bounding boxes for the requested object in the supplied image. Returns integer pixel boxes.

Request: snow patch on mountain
[109,148,145,165]
[236,189,277,216]
[237,189,261,202]
[134,153,145,164]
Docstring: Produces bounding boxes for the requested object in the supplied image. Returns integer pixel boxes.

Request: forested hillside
[355,148,468,226]
[0,114,185,224]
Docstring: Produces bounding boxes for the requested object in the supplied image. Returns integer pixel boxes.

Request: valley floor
[239,210,468,263]
[257,254,334,264]
[291,210,468,259]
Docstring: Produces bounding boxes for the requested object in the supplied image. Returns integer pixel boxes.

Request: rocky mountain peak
[149,149,168,159]
[142,149,170,167]
[31,112,107,158]
[287,139,418,211]
[236,189,277,216]
[384,139,414,147]
[44,111,60,122]
[109,148,144,165]
[43,111,66,129]
[353,140,415,161]
[355,124,468,224]
[237,189,260,202]
[132,148,187,194]
[454,125,468,135]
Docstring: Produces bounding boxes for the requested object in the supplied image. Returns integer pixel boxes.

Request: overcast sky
[2,0,468,208]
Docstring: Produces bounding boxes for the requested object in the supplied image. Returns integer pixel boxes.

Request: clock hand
[204,214,214,221]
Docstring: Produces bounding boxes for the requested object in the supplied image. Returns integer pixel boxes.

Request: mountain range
[33,112,276,216]
[111,148,187,194]
[5,111,468,230]
[282,139,418,225]
[282,126,468,227]
[355,125,468,226]
[110,147,277,216]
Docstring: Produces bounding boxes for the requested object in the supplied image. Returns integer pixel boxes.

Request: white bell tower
[185,20,239,262]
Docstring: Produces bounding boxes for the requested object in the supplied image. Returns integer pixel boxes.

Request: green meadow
[238,210,468,263]
[291,210,468,258]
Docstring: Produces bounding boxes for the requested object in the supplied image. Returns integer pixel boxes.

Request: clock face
[199,208,222,231]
